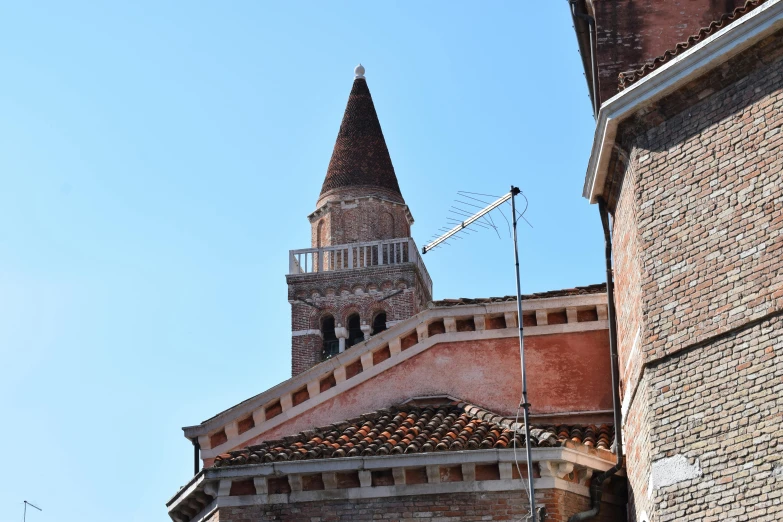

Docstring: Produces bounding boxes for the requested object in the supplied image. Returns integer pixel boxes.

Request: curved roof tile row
[618,0,768,90]
[430,283,606,307]
[213,403,614,467]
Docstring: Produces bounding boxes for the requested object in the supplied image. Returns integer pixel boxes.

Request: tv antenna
[23,501,42,521]
[423,186,543,522]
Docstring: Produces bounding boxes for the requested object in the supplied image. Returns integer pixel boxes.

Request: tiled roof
[618,0,768,90]
[431,283,606,307]
[320,77,403,202]
[213,402,614,467]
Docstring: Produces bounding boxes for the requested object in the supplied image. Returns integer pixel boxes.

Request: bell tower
[286,65,432,376]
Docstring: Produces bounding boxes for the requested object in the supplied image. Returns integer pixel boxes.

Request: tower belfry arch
[286,65,432,376]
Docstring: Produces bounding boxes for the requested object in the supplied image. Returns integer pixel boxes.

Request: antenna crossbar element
[423,191,513,254]
[23,500,42,522]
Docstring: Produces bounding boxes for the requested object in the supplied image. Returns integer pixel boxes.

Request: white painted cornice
[167,446,622,521]
[583,0,783,203]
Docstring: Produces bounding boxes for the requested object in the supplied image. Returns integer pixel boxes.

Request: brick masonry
[607,28,783,522]
[287,263,429,376]
[591,0,747,103]
[208,489,624,522]
[309,197,411,247]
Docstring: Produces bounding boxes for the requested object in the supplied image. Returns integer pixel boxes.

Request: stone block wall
[608,29,783,522]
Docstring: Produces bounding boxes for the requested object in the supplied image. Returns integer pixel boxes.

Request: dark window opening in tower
[321,315,338,360]
[346,313,364,349]
[371,312,387,335]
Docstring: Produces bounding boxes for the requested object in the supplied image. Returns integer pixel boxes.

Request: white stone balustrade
[288,237,433,296]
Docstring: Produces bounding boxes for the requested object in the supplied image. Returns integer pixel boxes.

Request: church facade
[168,2,783,521]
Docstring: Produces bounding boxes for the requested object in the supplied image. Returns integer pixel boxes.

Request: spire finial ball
[355,63,365,79]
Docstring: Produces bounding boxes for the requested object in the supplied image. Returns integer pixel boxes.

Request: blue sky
[0,2,601,521]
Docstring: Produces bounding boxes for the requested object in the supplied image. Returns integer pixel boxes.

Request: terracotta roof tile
[320,77,403,203]
[431,283,606,307]
[618,0,768,90]
[213,402,614,467]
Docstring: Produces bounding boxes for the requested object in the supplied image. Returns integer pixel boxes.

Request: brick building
[574,0,783,520]
[168,2,783,519]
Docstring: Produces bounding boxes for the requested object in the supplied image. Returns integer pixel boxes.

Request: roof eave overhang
[583,0,783,203]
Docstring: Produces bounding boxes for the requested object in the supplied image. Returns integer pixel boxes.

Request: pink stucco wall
[240,329,612,447]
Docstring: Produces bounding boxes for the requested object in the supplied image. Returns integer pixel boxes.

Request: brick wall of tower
[288,263,429,376]
[213,489,625,522]
[591,0,747,104]
[608,30,783,522]
[309,197,411,247]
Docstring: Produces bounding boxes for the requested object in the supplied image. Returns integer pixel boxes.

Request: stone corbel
[288,474,303,493]
[218,479,232,497]
[426,465,441,484]
[322,472,338,490]
[252,408,266,426]
[416,323,428,342]
[392,467,406,485]
[203,481,219,498]
[540,460,575,479]
[333,365,347,384]
[253,476,268,495]
[499,462,514,480]
[197,435,211,451]
[535,309,548,326]
[474,315,486,331]
[576,466,593,485]
[443,317,457,333]
[360,352,374,371]
[461,463,476,482]
[596,305,608,321]
[389,338,402,356]
[566,307,578,323]
[504,311,518,329]
[224,420,239,440]
[307,379,320,400]
[280,393,293,412]
[359,470,372,488]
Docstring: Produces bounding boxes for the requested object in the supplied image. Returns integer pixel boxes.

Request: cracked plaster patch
[649,454,702,497]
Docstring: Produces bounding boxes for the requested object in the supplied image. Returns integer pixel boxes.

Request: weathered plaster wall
[243,330,612,447]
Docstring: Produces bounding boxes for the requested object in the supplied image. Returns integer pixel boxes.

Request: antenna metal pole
[510,186,537,518]
[422,187,538,519]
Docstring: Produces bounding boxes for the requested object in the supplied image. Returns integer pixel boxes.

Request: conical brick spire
[318,65,404,206]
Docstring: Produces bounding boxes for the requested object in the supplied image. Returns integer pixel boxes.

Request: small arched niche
[321,314,338,360]
[371,312,387,336]
[346,313,364,349]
